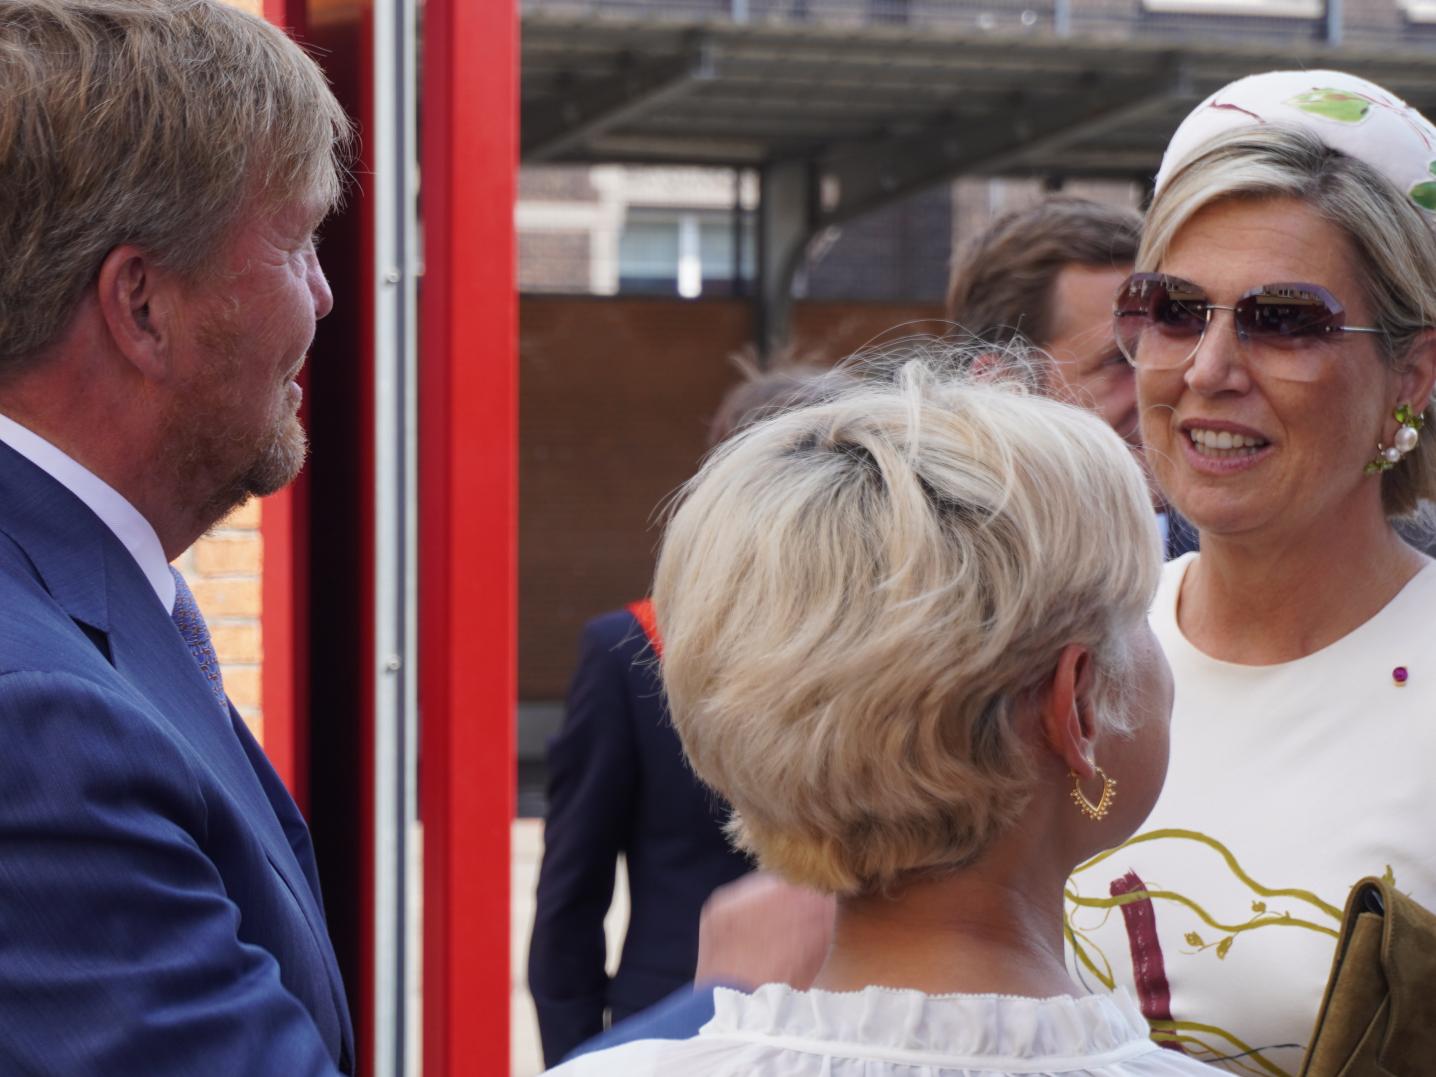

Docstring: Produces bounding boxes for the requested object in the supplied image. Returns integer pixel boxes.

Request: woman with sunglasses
[1064,71,1436,1074]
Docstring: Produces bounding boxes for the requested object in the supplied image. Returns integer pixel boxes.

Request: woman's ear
[1398,329,1436,414]
[1040,643,1098,778]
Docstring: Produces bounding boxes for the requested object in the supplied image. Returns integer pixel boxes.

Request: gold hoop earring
[1069,766,1117,821]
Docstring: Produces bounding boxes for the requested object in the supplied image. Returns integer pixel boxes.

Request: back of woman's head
[653,359,1162,895]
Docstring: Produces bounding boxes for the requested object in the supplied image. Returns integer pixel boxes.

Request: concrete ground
[510,819,630,1077]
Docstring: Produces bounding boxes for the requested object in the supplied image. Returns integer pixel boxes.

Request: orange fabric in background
[626,598,663,659]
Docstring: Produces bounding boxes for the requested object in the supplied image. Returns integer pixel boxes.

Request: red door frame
[259,0,379,1069]
[257,0,310,810]
[419,0,518,1072]
[258,484,306,807]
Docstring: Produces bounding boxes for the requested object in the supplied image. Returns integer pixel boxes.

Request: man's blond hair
[0,0,352,365]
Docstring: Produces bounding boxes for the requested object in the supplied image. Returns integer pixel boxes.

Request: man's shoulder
[580,605,661,663]
[583,607,645,644]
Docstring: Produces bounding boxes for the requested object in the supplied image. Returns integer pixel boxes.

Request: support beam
[972,67,1193,175]
[523,41,717,162]
[755,157,817,358]
[815,71,1177,229]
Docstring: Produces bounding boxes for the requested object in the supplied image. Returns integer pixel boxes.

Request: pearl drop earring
[1366,403,1424,474]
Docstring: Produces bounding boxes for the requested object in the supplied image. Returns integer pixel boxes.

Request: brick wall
[519,294,943,701]
[518,230,593,293]
[175,501,265,740]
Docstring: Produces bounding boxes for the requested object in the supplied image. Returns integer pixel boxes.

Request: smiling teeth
[1188,428,1268,455]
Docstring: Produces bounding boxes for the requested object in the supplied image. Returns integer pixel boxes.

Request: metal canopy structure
[520,11,1436,345]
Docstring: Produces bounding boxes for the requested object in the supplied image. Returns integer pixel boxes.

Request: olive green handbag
[1300,875,1436,1077]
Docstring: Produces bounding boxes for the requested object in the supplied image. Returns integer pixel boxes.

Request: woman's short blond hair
[0,0,353,365]
[1144,125,1436,517]
[653,359,1162,896]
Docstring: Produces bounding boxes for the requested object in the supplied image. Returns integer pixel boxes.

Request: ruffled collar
[701,984,1159,1070]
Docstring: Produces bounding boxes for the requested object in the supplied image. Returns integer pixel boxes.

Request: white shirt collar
[0,413,175,612]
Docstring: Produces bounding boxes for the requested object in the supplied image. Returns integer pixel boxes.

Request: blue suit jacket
[528,608,753,1066]
[0,442,352,1074]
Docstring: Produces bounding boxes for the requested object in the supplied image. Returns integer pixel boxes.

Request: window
[617,209,756,298]
[1140,0,1320,17]
[1399,0,1436,21]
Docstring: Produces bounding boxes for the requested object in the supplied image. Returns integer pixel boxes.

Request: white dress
[542,983,1217,1075]
[1065,553,1436,1076]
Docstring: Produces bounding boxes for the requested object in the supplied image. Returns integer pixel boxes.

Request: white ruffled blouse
[544,983,1218,1075]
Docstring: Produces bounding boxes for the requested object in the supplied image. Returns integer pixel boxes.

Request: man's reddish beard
[162,311,309,529]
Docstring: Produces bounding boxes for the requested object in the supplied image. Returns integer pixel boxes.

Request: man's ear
[967,350,1011,381]
[1039,643,1098,778]
[95,245,174,382]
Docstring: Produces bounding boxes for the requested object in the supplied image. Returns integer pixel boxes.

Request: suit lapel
[102,537,305,884]
[228,699,355,1064]
[100,538,352,1063]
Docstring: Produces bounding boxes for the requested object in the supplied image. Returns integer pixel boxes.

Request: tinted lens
[1235,284,1342,344]
[1114,274,1208,368]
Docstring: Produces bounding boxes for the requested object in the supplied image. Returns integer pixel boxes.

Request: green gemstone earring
[1366,403,1424,475]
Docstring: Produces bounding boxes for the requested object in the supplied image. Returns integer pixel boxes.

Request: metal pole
[1326,0,1343,46]
[732,169,744,299]
[756,159,814,359]
[372,0,422,1069]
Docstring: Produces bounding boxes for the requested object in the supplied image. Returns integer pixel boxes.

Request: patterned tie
[169,567,229,711]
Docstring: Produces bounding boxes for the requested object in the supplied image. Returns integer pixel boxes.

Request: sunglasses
[1113,272,1384,382]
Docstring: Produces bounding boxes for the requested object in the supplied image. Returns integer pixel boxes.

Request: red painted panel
[292,2,378,1073]
[258,0,381,1069]
[256,0,316,815]
[259,485,307,811]
[419,0,518,1070]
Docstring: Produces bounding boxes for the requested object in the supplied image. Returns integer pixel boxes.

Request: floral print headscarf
[1154,69,1436,213]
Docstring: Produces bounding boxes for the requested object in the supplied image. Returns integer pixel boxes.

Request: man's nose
[310,253,334,320]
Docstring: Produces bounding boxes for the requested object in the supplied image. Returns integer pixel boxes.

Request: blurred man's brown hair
[709,361,855,447]
[944,197,1141,348]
